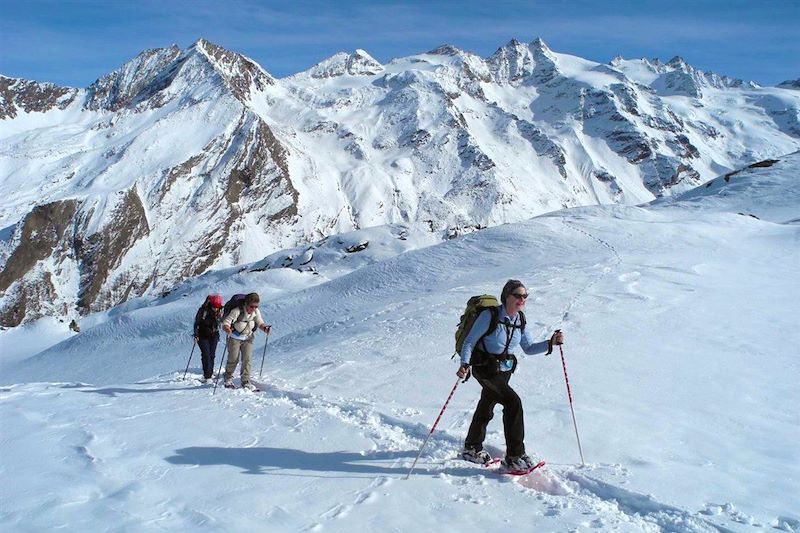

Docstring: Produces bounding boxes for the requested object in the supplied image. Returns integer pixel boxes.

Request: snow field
[1,155,799,531]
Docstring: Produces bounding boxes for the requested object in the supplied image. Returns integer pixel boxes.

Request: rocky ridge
[1,37,799,326]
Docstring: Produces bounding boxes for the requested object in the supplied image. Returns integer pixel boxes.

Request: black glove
[457,364,471,382]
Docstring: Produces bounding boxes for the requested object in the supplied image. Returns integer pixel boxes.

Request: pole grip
[546,328,561,356]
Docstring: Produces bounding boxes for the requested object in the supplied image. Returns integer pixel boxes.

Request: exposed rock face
[0,39,297,325]
[0,200,78,325]
[0,76,78,119]
[1,37,799,325]
[0,200,77,291]
[75,188,150,312]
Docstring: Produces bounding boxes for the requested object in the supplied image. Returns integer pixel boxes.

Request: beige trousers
[224,335,254,384]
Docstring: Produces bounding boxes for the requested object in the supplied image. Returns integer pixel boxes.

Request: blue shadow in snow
[166,446,483,479]
[81,385,207,397]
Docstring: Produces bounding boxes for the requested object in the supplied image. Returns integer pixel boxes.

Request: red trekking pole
[405,376,462,479]
[558,340,585,465]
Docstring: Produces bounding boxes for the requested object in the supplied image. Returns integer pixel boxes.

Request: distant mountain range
[1,38,799,326]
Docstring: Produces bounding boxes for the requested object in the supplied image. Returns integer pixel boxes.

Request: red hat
[208,294,223,308]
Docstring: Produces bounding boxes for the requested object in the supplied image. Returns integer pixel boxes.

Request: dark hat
[500,279,525,304]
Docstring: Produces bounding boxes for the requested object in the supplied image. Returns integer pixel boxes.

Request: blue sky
[1,0,798,87]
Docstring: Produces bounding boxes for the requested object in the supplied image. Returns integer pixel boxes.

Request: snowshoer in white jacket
[222,292,271,389]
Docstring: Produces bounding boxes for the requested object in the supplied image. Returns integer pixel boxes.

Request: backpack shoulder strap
[478,307,499,351]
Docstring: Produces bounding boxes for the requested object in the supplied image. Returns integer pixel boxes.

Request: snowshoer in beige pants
[222,293,270,389]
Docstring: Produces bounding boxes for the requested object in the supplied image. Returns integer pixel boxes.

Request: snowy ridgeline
[2,37,800,328]
[1,154,799,531]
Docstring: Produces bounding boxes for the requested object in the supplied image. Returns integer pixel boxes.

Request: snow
[2,152,799,531]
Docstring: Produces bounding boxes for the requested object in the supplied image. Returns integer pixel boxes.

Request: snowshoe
[460,448,493,465]
[500,454,545,475]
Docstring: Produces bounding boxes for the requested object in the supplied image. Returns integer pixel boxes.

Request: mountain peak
[84,39,275,112]
[660,55,745,91]
[307,49,383,78]
[488,40,533,82]
[428,44,465,56]
[666,55,690,72]
[487,37,559,84]
[193,38,275,88]
[530,37,551,53]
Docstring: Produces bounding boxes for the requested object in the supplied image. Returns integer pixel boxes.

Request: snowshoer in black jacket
[194,294,223,382]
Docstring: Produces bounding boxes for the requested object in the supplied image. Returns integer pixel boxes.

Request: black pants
[464,368,525,457]
[198,336,219,379]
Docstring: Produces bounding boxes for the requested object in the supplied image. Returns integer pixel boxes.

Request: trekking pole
[405,376,462,480]
[258,334,269,379]
[182,338,197,380]
[212,338,229,395]
[558,342,585,466]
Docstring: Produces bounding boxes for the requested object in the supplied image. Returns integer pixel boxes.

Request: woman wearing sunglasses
[457,279,564,471]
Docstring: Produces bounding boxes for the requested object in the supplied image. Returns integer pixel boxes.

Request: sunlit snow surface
[1,154,798,531]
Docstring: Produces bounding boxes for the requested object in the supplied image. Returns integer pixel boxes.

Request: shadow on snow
[165,446,489,479]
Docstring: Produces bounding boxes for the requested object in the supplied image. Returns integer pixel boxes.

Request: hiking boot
[502,454,535,471]
[224,379,235,389]
[460,447,493,465]
[242,382,258,391]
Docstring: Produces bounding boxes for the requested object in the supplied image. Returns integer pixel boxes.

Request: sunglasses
[510,292,529,300]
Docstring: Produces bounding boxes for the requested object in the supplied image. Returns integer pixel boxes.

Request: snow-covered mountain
[1,151,798,531]
[2,38,799,326]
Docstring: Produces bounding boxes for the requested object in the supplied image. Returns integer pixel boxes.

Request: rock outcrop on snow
[0,76,79,119]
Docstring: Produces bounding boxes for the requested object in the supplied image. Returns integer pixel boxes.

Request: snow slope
[1,154,798,531]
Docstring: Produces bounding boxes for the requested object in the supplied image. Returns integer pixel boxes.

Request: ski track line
[270,386,746,532]
[203,375,463,470]
[503,464,738,533]
[551,218,623,329]
[173,376,749,531]
[561,469,738,533]
[231,376,405,528]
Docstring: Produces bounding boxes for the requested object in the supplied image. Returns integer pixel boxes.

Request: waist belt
[472,348,515,364]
